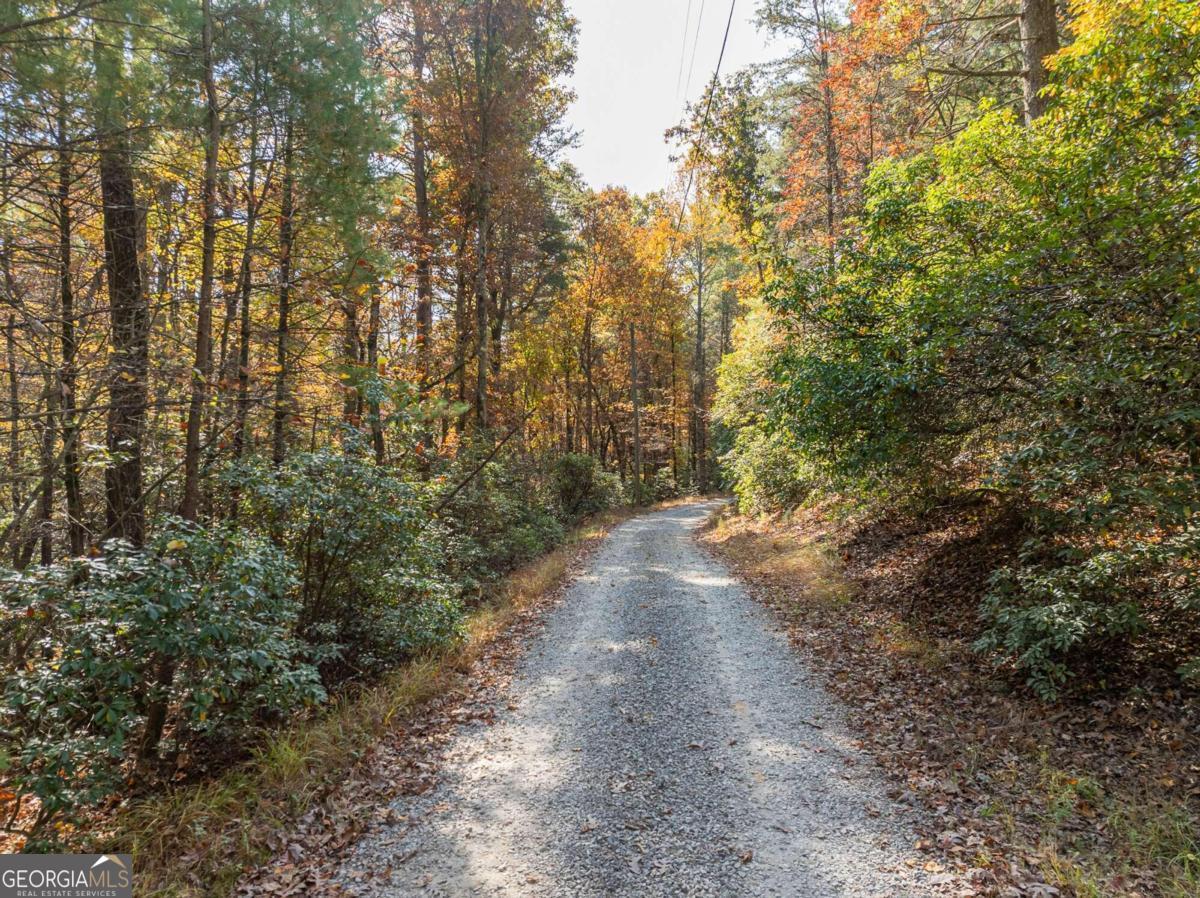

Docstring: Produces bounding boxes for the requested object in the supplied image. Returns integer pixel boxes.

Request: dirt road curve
[338,501,954,897]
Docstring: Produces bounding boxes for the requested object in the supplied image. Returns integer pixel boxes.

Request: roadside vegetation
[109,507,633,897]
[2,1,1197,896]
[687,1,1199,894]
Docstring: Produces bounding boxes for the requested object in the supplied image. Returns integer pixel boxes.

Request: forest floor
[235,498,1198,898]
[246,500,962,897]
[702,500,1200,898]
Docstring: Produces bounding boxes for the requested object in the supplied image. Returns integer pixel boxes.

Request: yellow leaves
[165,539,187,551]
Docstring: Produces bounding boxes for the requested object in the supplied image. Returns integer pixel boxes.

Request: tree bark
[58,112,85,555]
[813,0,842,268]
[412,5,435,394]
[232,87,261,463]
[272,118,294,468]
[630,322,641,502]
[95,25,149,546]
[36,360,57,565]
[367,284,385,463]
[2,137,25,565]
[451,227,468,436]
[4,312,20,566]
[474,208,489,430]
[181,0,221,520]
[692,234,707,493]
[341,281,362,428]
[1020,0,1059,123]
[472,1,495,433]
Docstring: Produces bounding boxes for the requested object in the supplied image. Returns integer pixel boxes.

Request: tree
[93,5,150,546]
[1019,0,1058,122]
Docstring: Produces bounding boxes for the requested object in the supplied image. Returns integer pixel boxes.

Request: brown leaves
[237,531,612,897]
[702,506,1200,898]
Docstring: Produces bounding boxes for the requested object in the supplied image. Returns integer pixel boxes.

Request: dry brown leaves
[700,502,1200,898]
[235,528,618,897]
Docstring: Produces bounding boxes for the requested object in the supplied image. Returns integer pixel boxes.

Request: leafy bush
[553,452,624,518]
[434,450,566,591]
[714,296,816,513]
[229,450,463,682]
[739,0,1200,693]
[977,526,1200,698]
[650,468,680,502]
[0,521,320,837]
[722,425,813,514]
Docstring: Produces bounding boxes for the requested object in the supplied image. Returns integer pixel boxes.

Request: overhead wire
[682,0,708,103]
[675,0,737,230]
[675,0,695,100]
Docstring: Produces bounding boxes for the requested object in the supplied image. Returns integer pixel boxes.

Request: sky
[564,0,783,196]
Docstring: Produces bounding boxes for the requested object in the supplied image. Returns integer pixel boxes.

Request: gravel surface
[337,501,954,897]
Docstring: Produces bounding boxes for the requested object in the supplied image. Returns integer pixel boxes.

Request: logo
[0,854,132,898]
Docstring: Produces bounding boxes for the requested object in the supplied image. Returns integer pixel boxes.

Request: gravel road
[338,501,952,897]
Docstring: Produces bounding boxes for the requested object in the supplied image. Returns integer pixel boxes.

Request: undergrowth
[704,505,1200,897]
[101,508,633,897]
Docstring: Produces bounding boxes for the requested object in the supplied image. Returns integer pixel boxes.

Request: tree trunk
[564,364,574,452]
[582,314,594,454]
[95,29,149,546]
[232,94,260,463]
[813,0,841,268]
[412,6,434,395]
[630,322,641,503]
[36,365,57,565]
[670,329,679,489]
[472,2,494,433]
[692,235,707,493]
[341,281,362,428]
[5,313,20,566]
[272,118,294,468]
[58,113,85,555]
[1020,0,1059,123]
[474,208,489,430]
[452,228,468,434]
[367,284,385,463]
[181,0,220,521]
[2,139,24,565]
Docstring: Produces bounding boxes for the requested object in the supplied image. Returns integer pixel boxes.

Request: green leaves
[0,520,320,835]
[727,0,1200,696]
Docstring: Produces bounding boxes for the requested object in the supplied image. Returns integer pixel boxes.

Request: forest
[0,0,1197,894]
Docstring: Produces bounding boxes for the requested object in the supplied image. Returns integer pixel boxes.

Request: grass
[1038,768,1200,898]
[101,507,635,897]
[706,506,851,610]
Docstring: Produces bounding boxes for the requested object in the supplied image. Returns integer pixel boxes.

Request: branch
[927,65,1023,79]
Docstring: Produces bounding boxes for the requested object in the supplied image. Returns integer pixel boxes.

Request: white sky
[564,0,783,196]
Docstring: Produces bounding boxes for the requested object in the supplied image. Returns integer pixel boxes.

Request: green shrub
[650,468,679,502]
[722,424,813,514]
[229,450,463,682]
[977,526,1200,698]
[553,452,624,518]
[748,0,1200,694]
[434,451,566,589]
[0,521,320,839]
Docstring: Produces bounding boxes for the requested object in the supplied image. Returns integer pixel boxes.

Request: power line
[676,0,736,231]
[682,0,708,103]
[675,0,694,101]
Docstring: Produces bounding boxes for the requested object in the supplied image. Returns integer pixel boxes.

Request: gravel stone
[337,501,955,897]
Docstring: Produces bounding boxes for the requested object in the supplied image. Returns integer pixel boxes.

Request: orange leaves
[779,0,927,237]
